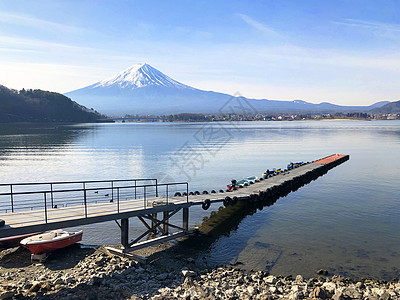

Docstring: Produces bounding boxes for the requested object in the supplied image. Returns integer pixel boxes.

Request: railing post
[10,184,14,213]
[117,187,120,213]
[186,183,189,203]
[44,192,48,223]
[135,180,137,199]
[111,181,114,202]
[155,179,158,197]
[166,184,169,204]
[84,189,87,218]
[50,183,54,208]
[144,186,146,209]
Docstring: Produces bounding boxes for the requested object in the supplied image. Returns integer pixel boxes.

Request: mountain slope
[370,100,400,114]
[66,64,389,116]
[0,85,104,123]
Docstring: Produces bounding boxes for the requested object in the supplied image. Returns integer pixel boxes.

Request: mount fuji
[65,64,388,116]
[65,63,232,115]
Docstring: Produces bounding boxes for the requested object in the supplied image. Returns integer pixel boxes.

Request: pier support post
[163,211,169,235]
[121,218,129,250]
[151,213,157,234]
[183,207,189,232]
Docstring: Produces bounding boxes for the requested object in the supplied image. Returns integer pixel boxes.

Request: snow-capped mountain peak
[292,100,308,104]
[91,63,193,90]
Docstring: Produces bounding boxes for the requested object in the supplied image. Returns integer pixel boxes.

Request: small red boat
[20,230,83,254]
[0,232,43,248]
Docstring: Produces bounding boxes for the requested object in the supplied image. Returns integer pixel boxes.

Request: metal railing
[0,179,156,212]
[0,179,189,221]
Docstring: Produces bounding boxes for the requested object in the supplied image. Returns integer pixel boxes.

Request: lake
[0,120,399,280]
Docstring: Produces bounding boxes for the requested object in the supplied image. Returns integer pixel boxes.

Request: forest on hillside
[0,85,104,123]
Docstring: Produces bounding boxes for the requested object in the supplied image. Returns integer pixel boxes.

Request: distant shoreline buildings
[118,112,400,123]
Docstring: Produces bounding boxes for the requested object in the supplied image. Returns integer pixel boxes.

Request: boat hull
[0,232,42,248]
[21,231,83,254]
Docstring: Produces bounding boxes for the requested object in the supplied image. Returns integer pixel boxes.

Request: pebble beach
[1,240,399,300]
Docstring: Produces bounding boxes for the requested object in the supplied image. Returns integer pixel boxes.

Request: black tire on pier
[0,219,4,227]
[174,192,182,197]
[232,196,238,205]
[202,199,211,210]
[223,196,232,207]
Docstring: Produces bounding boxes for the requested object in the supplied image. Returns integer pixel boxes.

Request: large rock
[343,286,362,299]
[264,275,277,284]
[322,282,337,294]
[311,286,327,299]
[295,275,304,283]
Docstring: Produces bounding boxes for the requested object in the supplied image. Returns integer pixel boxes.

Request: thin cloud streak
[237,13,278,35]
[249,44,400,71]
[334,18,400,33]
[0,11,89,34]
[0,35,94,52]
[0,47,39,54]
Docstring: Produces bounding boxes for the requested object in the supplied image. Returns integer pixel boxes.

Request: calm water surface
[0,121,399,280]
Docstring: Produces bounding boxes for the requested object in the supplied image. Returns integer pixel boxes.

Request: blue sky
[0,0,399,105]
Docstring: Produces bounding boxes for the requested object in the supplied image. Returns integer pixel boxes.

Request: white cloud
[237,13,278,36]
[0,35,93,52]
[334,18,400,33]
[250,44,400,71]
[0,11,89,34]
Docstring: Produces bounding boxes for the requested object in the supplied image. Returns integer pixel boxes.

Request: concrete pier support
[121,218,129,249]
[151,213,157,234]
[163,211,169,235]
[183,207,189,232]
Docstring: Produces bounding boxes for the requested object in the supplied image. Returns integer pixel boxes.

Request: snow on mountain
[89,63,194,90]
[292,100,308,104]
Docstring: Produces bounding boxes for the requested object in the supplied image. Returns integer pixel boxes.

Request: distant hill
[0,85,104,123]
[370,100,400,114]
[66,63,389,116]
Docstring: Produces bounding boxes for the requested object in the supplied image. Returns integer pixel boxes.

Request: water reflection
[1,121,400,280]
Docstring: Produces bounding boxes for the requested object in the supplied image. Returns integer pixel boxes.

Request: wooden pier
[0,154,349,253]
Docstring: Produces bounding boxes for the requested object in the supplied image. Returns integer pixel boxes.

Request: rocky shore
[0,243,399,300]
